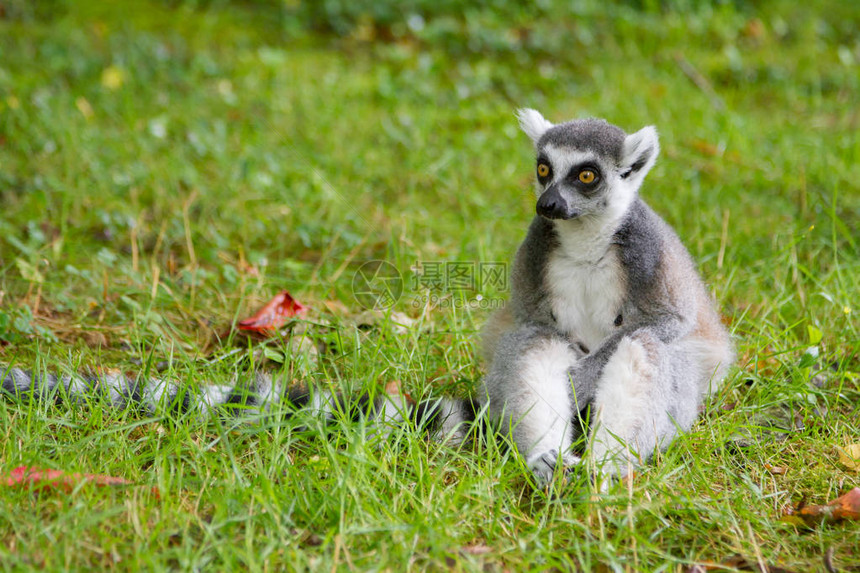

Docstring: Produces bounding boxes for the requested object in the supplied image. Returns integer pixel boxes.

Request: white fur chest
[545,223,627,351]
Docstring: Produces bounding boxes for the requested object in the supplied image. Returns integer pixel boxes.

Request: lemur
[474,110,734,484]
[1,110,733,488]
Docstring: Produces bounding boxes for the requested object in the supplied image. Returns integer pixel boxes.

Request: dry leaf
[838,444,860,471]
[237,291,307,333]
[782,487,860,527]
[764,463,788,475]
[353,310,415,334]
[321,300,350,315]
[384,380,402,395]
[686,554,798,572]
[741,18,765,40]
[691,139,721,157]
[75,97,94,120]
[383,379,414,405]
[461,544,492,556]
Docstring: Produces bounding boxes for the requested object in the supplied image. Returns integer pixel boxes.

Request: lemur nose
[536,186,577,220]
[536,200,562,219]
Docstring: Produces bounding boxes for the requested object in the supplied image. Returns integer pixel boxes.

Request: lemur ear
[516,108,553,145]
[621,126,660,180]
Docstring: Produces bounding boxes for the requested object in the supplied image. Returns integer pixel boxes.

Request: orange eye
[537,163,550,178]
[578,170,596,184]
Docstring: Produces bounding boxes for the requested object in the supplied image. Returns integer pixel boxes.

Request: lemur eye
[578,170,596,184]
[537,163,550,178]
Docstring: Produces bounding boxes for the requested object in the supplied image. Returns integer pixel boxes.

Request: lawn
[0,0,858,570]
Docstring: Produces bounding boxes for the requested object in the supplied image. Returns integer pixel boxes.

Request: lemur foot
[592,470,618,494]
[589,462,637,493]
[527,449,581,486]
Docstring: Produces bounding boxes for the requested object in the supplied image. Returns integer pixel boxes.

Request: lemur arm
[567,307,692,405]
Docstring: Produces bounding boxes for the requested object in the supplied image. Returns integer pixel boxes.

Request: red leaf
[384,379,415,405]
[2,466,137,493]
[783,487,860,526]
[237,290,307,333]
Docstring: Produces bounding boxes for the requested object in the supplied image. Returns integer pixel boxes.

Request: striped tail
[0,365,477,441]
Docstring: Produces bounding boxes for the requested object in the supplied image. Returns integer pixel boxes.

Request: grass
[0,0,858,570]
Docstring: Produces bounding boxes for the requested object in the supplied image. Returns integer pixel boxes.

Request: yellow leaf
[807,324,823,345]
[779,515,807,527]
[75,97,94,120]
[100,65,125,90]
[838,444,860,471]
[15,258,44,284]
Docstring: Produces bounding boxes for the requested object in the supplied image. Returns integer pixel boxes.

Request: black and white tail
[0,365,476,441]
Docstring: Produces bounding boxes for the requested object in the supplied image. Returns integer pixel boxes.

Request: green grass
[1,0,858,570]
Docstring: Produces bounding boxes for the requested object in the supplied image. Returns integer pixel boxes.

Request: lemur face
[516,110,660,222]
[533,143,620,221]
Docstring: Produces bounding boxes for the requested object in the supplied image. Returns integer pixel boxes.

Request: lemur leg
[483,324,582,485]
[588,331,701,480]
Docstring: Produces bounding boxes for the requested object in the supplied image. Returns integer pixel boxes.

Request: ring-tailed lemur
[1,110,733,489]
[477,109,734,485]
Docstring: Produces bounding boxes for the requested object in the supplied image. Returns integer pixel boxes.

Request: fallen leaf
[237,291,307,333]
[461,544,492,556]
[321,300,349,315]
[2,466,157,497]
[82,330,108,348]
[383,379,414,405]
[691,139,721,157]
[807,324,823,345]
[75,97,94,120]
[15,258,44,283]
[782,487,860,527]
[779,514,807,528]
[741,18,765,40]
[384,380,402,395]
[353,310,415,334]
[838,444,860,471]
[686,554,798,572]
[764,463,788,475]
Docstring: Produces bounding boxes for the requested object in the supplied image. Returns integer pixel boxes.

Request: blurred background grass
[1,0,856,351]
